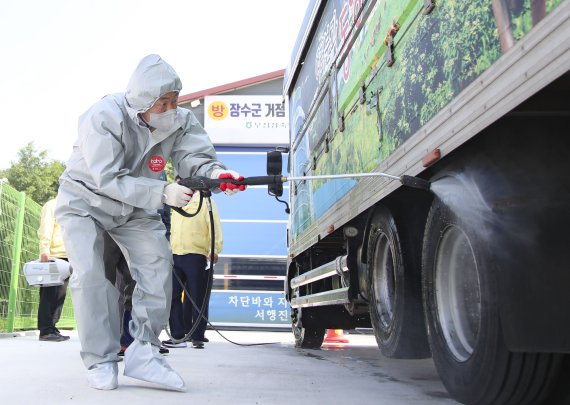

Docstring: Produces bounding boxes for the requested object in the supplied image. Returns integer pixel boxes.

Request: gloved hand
[211,168,247,196]
[162,183,193,207]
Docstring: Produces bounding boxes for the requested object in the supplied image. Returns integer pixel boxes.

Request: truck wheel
[367,206,429,358]
[422,174,563,404]
[292,308,325,349]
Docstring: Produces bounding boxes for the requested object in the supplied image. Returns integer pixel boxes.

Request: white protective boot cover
[87,362,118,390]
[124,339,186,391]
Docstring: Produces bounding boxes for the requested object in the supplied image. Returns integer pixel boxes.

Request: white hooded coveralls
[55,54,225,369]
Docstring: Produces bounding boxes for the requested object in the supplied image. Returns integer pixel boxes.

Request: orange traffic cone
[324,329,349,343]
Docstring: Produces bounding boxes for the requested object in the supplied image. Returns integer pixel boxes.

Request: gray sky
[0,0,308,168]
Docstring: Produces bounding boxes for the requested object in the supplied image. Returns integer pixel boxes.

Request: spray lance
[170,156,431,219]
[171,147,430,216]
[164,151,430,345]
[170,171,430,218]
[168,172,429,220]
[176,172,430,192]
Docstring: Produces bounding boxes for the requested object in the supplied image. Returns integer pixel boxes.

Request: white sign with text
[204,95,289,145]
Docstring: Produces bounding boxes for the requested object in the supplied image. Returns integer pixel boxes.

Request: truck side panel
[288,0,565,249]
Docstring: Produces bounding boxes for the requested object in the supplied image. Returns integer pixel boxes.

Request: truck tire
[422,174,563,404]
[292,308,325,349]
[367,206,429,359]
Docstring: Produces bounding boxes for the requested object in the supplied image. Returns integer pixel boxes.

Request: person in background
[162,189,223,349]
[55,54,245,391]
[37,198,70,342]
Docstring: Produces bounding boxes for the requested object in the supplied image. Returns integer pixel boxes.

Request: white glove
[211,168,246,196]
[162,183,193,207]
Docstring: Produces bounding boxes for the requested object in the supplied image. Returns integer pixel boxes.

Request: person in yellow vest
[37,198,70,342]
[162,189,223,349]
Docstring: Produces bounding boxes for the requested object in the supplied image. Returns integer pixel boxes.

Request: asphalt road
[0,329,458,404]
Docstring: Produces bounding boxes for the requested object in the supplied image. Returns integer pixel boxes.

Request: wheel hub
[373,233,395,329]
[435,225,481,362]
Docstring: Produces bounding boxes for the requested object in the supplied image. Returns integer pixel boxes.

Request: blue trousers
[169,253,209,341]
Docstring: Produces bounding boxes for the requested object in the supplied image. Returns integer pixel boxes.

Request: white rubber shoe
[124,339,186,392]
[87,362,118,390]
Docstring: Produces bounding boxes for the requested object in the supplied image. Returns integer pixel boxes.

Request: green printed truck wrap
[285,0,564,243]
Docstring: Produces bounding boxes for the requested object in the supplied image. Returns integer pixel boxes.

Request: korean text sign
[209,291,291,327]
[204,95,289,145]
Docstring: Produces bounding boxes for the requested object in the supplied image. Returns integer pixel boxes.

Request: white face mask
[147,109,178,132]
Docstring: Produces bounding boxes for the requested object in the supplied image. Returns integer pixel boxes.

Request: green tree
[164,159,174,182]
[0,142,65,206]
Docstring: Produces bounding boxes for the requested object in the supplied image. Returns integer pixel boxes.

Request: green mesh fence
[0,181,75,332]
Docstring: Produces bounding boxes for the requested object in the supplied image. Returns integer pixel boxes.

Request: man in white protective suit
[55,54,246,391]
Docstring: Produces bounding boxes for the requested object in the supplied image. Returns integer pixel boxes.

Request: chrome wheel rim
[435,225,481,362]
[373,233,395,329]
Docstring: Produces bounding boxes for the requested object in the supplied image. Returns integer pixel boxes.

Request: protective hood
[125,54,182,112]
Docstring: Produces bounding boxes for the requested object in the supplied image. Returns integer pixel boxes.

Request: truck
[281,0,570,404]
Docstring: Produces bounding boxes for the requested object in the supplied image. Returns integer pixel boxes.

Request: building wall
[179,75,290,327]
